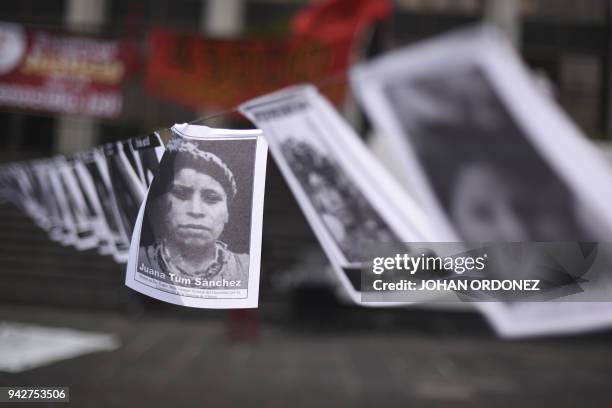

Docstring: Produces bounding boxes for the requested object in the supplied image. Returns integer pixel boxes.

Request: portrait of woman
[137,137,255,290]
[384,66,597,242]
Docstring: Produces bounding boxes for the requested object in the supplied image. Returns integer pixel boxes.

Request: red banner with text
[144,28,354,112]
[0,22,135,118]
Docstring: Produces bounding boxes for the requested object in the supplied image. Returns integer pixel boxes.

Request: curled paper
[125,124,268,309]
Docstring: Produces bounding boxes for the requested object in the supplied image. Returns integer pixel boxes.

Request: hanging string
[312,69,349,91]
[188,108,239,126]
[185,68,351,127]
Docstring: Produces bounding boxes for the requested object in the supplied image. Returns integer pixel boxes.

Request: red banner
[0,22,134,118]
[291,0,392,41]
[145,0,391,111]
[145,28,353,111]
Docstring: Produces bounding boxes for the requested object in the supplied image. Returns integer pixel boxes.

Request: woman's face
[164,167,229,249]
[450,163,528,242]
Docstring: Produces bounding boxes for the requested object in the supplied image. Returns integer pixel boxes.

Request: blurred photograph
[87,150,131,261]
[128,133,165,187]
[32,161,63,238]
[3,2,612,406]
[384,66,594,242]
[19,163,46,227]
[354,24,612,337]
[47,158,79,246]
[242,89,409,272]
[58,157,97,250]
[241,86,433,304]
[280,137,399,264]
[139,139,252,288]
[105,142,147,237]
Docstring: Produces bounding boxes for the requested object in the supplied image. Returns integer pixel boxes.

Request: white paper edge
[125,128,268,309]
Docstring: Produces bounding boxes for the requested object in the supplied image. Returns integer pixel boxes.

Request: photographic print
[104,142,146,237]
[87,149,131,262]
[59,157,99,250]
[127,133,165,187]
[71,153,117,251]
[47,158,79,247]
[278,133,399,265]
[32,161,65,242]
[352,25,612,336]
[126,124,267,309]
[240,86,435,305]
[383,66,598,243]
[19,163,47,228]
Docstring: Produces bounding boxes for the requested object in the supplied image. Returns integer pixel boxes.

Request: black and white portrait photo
[383,66,600,243]
[126,125,268,308]
[131,128,266,298]
[32,162,63,237]
[86,150,131,260]
[280,137,400,264]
